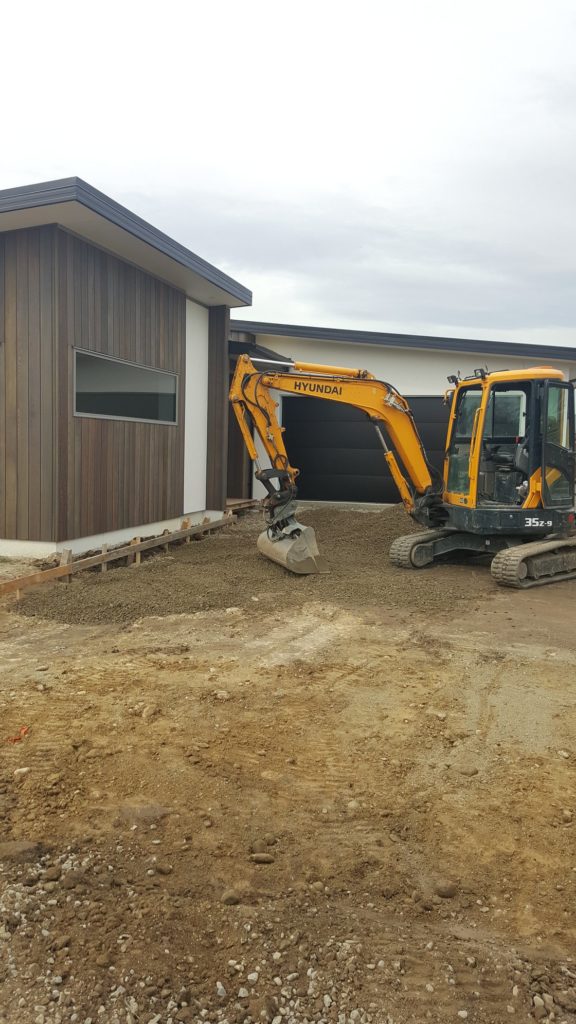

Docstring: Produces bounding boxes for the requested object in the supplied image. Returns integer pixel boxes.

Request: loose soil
[1,507,576,1024]
[17,507,492,626]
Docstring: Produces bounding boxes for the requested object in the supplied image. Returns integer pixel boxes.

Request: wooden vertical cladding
[0,224,186,543]
[55,229,186,541]
[206,306,230,510]
[0,226,57,541]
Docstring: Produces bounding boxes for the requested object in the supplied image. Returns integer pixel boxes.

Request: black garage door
[282,396,450,503]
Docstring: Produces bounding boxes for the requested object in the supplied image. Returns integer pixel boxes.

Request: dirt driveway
[1,507,576,1024]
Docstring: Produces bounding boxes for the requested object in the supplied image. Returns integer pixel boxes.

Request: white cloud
[2,0,576,344]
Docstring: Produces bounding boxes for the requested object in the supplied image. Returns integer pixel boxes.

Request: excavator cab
[444,370,575,534]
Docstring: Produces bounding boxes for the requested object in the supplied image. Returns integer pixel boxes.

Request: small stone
[96,954,112,968]
[250,853,274,864]
[311,880,324,893]
[61,871,85,890]
[434,880,457,898]
[458,766,479,777]
[562,809,573,823]
[216,981,227,998]
[238,988,249,999]
[323,995,332,1008]
[222,890,240,905]
[265,833,277,846]
[457,1013,468,1020]
[542,994,554,1011]
[558,749,570,759]
[247,972,259,984]
[44,865,62,882]
[14,767,31,781]
[251,839,267,854]
[155,863,173,876]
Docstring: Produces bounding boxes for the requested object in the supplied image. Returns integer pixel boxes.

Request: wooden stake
[59,549,72,584]
[101,544,108,572]
[131,537,142,567]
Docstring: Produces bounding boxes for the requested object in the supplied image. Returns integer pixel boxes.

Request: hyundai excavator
[229,354,576,588]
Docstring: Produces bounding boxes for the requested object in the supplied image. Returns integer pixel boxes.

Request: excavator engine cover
[257,525,329,575]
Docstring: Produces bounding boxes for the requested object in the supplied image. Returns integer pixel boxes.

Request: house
[229,320,576,503]
[0,177,251,557]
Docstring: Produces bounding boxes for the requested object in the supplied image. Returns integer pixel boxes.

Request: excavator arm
[229,354,445,574]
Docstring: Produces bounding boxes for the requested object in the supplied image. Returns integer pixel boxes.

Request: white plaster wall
[257,335,576,395]
[183,300,210,512]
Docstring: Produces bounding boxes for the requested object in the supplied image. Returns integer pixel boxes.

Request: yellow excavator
[229,354,576,588]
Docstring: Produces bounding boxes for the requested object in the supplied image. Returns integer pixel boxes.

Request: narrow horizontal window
[75,351,177,424]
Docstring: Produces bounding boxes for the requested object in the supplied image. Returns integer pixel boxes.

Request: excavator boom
[229,354,444,573]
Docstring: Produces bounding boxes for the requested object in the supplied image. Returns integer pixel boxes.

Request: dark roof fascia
[0,177,252,306]
[230,320,576,362]
[229,339,292,363]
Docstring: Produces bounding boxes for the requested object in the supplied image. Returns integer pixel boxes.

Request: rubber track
[389,529,452,569]
[491,537,576,589]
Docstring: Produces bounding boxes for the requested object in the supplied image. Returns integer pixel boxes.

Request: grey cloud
[122,183,576,331]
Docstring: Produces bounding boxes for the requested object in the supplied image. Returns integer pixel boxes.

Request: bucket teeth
[256,525,329,575]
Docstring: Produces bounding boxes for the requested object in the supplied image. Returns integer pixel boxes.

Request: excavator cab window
[476,383,530,505]
[445,386,482,495]
[541,381,575,507]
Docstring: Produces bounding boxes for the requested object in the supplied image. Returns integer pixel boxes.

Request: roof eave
[0,177,252,309]
[230,320,576,362]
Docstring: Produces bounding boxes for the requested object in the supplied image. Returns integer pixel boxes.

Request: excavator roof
[456,366,566,386]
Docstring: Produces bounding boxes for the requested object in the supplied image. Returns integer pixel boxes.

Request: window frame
[74,348,179,427]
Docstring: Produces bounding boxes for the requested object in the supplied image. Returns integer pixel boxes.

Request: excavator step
[490,536,576,588]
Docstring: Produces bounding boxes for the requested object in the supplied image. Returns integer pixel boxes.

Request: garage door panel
[283,395,450,503]
[294,448,388,476]
[293,447,445,477]
[286,421,383,449]
[412,422,449,449]
[298,474,399,503]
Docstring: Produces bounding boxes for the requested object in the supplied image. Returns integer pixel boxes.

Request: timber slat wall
[56,229,186,541]
[0,227,57,541]
[0,226,186,542]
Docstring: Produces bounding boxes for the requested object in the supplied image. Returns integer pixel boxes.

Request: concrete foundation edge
[0,510,224,559]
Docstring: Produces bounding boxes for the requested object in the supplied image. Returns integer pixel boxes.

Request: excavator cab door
[444,385,483,503]
[540,381,575,508]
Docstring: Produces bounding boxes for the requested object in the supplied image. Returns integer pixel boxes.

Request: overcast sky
[3,0,576,345]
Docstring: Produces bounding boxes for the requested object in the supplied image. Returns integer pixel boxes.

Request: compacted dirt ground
[1,507,576,1024]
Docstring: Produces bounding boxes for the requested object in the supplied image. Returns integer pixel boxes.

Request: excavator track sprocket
[389,529,453,569]
[490,536,576,589]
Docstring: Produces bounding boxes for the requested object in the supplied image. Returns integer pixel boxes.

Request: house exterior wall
[55,229,187,541]
[0,226,58,541]
[0,224,194,545]
[256,334,576,392]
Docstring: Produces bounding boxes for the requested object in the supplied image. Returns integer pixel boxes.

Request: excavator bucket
[256,525,329,575]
